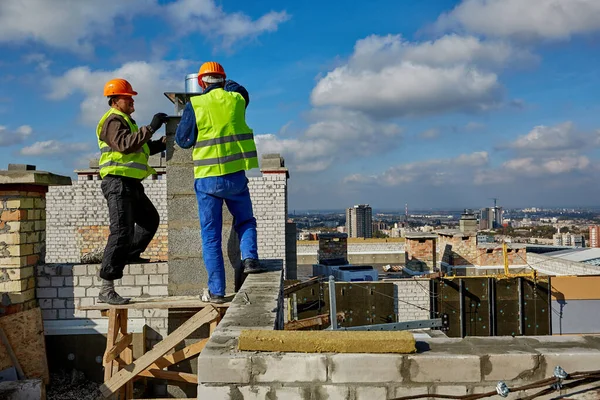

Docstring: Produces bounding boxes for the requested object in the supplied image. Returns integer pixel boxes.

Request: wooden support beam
[100,306,219,397]
[284,276,321,296]
[136,369,197,384]
[104,334,132,363]
[144,339,208,371]
[103,309,120,384]
[284,312,345,331]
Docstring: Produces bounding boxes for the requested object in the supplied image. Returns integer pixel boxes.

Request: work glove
[149,113,168,132]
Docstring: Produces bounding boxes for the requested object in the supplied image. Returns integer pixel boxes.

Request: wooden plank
[0,308,49,384]
[122,347,134,400]
[79,295,231,310]
[136,369,198,384]
[238,330,416,354]
[284,276,321,296]
[104,333,132,363]
[144,339,208,371]
[284,312,345,331]
[103,309,120,384]
[100,306,219,397]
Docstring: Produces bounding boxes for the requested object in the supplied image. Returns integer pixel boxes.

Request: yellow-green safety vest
[191,88,258,178]
[96,108,156,180]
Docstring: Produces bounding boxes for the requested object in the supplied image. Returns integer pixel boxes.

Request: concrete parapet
[197,258,600,398]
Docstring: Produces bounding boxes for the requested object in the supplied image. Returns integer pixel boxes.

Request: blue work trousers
[194,170,258,296]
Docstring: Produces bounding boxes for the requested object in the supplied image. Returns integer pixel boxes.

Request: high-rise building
[590,225,600,248]
[346,204,373,238]
[479,207,503,230]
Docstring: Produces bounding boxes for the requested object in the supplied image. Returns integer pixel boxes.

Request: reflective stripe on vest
[96,108,155,180]
[191,89,259,179]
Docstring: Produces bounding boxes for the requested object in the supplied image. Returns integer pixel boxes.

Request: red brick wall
[477,247,527,266]
[77,223,168,261]
[437,234,478,266]
[405,238,436,271]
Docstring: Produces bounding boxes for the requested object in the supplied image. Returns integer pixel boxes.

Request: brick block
[134,275,149,286]
[73,287,87,297]
[86,287,100,297]
[119,275,135,286]
[51,277,64,287]
[408,353,481,383]
[314,386,350,400]
[252,354,327,383]
[330,354,403,383]
[145,285,167,296]
[4,289,35,304]
[78,277,93,287]
[129,265,144,275]
[0,209,27,221]
[53,299,66,309]
[434,385,469,396]
[157,263,168,274]
[42,309,57,320]
[198,353,251,383]
[356,387,388,400]
[36,288,57,298]
[539,347,600,378]
[59,309,75,319]
[0,279,28,292]
[39,299,52,309]
[484,351,539,381]
[149,275,163,285]
[143,264,158,275]
[197,385,231,398]
[394,386,428,398]
[71,265,86,276]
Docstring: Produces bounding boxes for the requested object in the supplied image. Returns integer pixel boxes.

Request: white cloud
[0,0,150,53]
[419,128,440,139]
[502,122,588,152]
[344,151,489,186]
[0,0,289,54]
[434,0,600,40]
[164,0,290,49]
[23,53,52,72]
[255,109,403,172]
[502,155,590,176]
[310,34,516,118]
[0,125,32,146]
[47,60,192,126]
[19,140,91,156]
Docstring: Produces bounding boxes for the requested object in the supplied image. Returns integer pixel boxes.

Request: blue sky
[2,0,600,211]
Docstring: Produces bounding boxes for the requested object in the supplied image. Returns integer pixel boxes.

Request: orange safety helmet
[198,61,226,85]
[103,78,138,97]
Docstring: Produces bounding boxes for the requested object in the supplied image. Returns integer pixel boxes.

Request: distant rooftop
[546,247,600,266]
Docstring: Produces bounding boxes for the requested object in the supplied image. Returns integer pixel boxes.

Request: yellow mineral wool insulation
[238,330,416,354]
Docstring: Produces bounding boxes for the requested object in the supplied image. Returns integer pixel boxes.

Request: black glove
[149,113,168,132]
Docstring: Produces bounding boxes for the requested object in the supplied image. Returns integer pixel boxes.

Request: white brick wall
[46,179,167,263]
[393,279,431,321]
[46,173,288,266]
[527,252,600,275]
[248,173,287,267]
[36,262,169,341]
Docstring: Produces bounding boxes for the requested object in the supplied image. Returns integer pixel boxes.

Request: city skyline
[1,1,600,210]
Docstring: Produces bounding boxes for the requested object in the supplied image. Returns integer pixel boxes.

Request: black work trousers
[100,175,159,281]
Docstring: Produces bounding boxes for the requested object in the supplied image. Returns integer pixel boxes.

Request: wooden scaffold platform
[78,296,231,399]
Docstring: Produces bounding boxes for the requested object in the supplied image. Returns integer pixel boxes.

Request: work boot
[200,288,225,304]
[242,258,266,274]
[98,289,131,305]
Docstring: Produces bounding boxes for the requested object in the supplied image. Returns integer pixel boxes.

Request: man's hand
[149,113,168,132]
[161,136,167,144]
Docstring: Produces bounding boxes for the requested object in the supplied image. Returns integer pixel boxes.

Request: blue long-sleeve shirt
[175,80,250,149]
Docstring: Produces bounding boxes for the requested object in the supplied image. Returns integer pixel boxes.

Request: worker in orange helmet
[175,62,265,304]
[95,78,169,305]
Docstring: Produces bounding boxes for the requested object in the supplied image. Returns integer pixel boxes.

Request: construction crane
[489,197,498,208]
